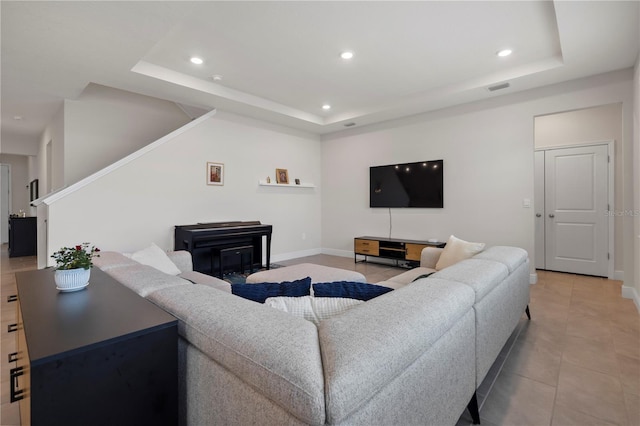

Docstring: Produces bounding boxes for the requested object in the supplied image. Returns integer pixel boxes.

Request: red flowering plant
[51,243,100,270]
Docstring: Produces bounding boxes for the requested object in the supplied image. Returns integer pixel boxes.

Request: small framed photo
[29,179,39,202]
[207,162,224,186]
[276,168,289,184]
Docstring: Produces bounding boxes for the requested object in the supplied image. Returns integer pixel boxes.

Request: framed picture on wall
[207,162,224,186]
[276,168,289,184]
[30,179,39,202]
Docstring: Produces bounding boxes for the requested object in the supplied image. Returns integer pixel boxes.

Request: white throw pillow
[435,235,485,270]
[265,296,363,325]
[311,297,363,322]
[130,243,182,275]
[265,296,317,323]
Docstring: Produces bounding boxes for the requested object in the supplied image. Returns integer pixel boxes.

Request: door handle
[10,366,25,402]
[10,367,24,402]
[549,214,555,218]
[536,213,542,218]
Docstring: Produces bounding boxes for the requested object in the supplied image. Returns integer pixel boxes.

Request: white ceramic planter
[54,267,91,292]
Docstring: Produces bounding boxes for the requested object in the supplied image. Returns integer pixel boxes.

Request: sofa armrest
[421,247,444,269]
[167,250,193,273]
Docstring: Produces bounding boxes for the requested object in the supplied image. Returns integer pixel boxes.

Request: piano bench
[213,245,254,278]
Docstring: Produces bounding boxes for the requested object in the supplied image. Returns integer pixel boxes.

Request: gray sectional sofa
[94,245,530,426]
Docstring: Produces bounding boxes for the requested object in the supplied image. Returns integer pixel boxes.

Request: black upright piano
[174,221,272,276]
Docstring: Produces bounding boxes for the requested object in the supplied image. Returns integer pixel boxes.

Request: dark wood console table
[9,267,178,425]
[354,236,446,266]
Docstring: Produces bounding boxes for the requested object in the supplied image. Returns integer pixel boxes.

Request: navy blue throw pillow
[312,281,393,301]
[231,277,311,303]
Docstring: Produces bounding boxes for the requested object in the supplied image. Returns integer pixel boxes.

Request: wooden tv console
[354,236,446,266]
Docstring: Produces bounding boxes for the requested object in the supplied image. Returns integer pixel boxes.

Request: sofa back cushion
[318,279,475,423]
[103,264,189,297]
[433,259,508,302]
[473,246,528,273]
[92,251,139,271]
[147,284,326,425]
[166,250,194,273]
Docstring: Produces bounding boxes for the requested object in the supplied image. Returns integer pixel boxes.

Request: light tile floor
[281,255,640,426]
[2,249,639,425]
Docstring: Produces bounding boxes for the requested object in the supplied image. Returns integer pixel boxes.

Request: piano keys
[174,221,273,276]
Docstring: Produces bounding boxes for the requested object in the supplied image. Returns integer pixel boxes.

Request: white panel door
[544,145,608,276]
[534,151,545,269]
[1,164,10,244]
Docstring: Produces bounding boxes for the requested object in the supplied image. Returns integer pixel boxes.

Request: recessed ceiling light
[190,57,204,65]
[322,104,331,110]
[13,115,23,121]
[340,51,354,60]
[212,74,223,81]
[497,49,512,57]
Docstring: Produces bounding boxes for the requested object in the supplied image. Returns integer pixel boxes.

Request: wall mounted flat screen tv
[370,160,443,208]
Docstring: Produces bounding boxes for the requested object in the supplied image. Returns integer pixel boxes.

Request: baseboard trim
[613,270,624,281]
[621,285,640,313]
[530,273,538,285]
[321,248,353,258]
[271,248,322,263]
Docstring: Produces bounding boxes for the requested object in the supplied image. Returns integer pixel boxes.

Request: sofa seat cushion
[179,270,231,292]
[104,264,190,297]
[383,267,437,287]
[318,278,475,423]
[432,258,509,302]
[147,284,326,425]
[474,246,528,273]
[246,263,366,284]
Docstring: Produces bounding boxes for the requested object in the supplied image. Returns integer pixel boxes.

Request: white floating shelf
[258,180,315,188]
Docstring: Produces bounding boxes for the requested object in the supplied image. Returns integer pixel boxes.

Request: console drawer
[405,243,428,261]
[355,239,379,256]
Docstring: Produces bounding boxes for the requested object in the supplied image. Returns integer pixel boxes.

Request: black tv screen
[370,160,443,208]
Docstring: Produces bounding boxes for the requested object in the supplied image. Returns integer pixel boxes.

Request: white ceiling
[2,1,638,151]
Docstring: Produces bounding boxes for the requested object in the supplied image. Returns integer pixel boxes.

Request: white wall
[321,69,635,282]
[633,55,640,309]
[534,103,624,273]
[37,105,65,195]
[43,111,322,265]
[0,134,39,156]
[63,84,191,185]
[322,97,535,264]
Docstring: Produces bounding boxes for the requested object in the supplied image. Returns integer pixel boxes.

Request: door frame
[1,163,11,244]
[534,140,615,279]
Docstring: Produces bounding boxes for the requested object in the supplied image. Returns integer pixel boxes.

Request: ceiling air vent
[487,82,510,92]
